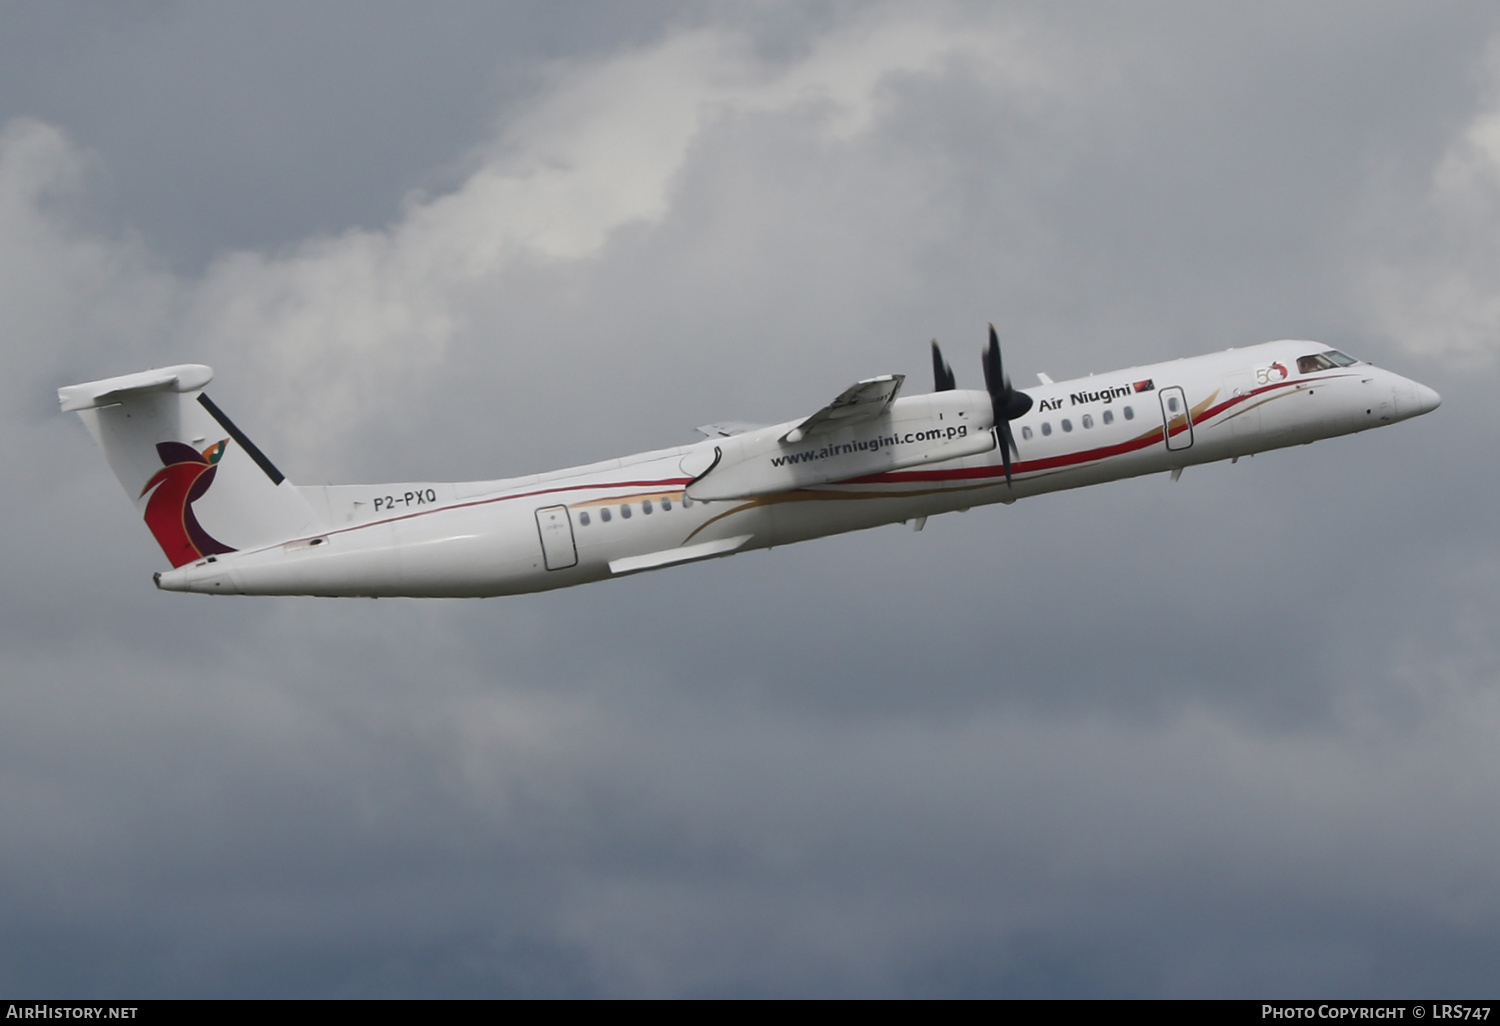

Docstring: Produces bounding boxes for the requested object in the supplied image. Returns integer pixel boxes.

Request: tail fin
[60,365,322,566]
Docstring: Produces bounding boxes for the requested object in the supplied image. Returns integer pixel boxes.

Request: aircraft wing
[783,375,903,443]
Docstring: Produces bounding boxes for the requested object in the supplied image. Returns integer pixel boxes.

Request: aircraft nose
[1391,375,1441,421]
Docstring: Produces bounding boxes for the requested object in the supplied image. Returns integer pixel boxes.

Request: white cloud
[1366,39,1500,364]
[130,12,1038,458]
[0,119,176,383]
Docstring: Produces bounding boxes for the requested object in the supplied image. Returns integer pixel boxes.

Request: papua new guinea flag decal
[140,440,236,567]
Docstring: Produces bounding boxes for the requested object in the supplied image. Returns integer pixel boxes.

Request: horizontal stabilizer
[784,375,903,443]
[58,364,214,412]
[609,534,752,576]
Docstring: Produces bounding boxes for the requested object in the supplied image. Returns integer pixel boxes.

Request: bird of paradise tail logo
[140,440,236,567]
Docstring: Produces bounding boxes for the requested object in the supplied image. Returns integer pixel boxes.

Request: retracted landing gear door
[535,505,578,570]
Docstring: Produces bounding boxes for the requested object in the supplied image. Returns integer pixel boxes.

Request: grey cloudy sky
[3,0,1499,997]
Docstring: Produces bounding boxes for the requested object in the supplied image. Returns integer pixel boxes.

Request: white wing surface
[783,375,903,443]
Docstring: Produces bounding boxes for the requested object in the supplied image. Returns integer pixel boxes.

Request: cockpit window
[1297,353,1338,374]
[1323,349,1358,367]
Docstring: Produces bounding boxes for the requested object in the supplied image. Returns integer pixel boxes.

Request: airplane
[59,329,1440,598]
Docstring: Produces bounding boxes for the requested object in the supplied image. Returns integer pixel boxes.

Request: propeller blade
[982,325,1001,398]
[998,419,1016,484]
[931,340,956,392]
[986,324,1003,389]
[997,417,1019,459]
[981,323,1031,486]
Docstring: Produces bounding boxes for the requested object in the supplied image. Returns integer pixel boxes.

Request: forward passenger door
[1159,386,1194,451]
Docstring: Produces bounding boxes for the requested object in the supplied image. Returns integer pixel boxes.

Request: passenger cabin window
[1103,409,1114,425]
[578,511,591,526]
[1061,418,1073,432]
[643,499,653,514]
[1297,353,1339,374]
[620,504,632,519]
[682,494,693,508]
[1082,414,1093,429]
[1124,405,1134,420]
[662,496,672,511]
[600,507,612,522]
[1021,426,1033,440]
[1041,422,1052,436]
[1167,397,1180,413]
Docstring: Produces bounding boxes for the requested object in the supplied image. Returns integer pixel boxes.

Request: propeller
[981,323,1033,485]
[931,339,956,392]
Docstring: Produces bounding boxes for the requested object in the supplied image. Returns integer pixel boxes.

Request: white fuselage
[155,340,1440,597]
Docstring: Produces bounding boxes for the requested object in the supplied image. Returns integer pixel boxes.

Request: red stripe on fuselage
[859,378,1306,487]
[239,476,695,557]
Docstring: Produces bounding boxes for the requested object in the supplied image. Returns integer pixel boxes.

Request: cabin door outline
[534,505,578,570]
[1159,386,1194,451]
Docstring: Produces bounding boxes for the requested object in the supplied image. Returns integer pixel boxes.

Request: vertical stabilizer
[60,365,323,566]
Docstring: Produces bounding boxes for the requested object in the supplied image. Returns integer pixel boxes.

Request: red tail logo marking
[140,440,236,567]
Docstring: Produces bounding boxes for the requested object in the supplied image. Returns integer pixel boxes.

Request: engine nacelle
[686,390,995,501]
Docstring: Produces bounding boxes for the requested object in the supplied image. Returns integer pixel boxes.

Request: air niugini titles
[1036,378,1154,412]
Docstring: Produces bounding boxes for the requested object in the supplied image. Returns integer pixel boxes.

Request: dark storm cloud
[3,0,1500,997]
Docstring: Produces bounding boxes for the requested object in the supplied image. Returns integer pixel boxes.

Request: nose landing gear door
[535,505,578,570]
[1160,386,1194,451]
